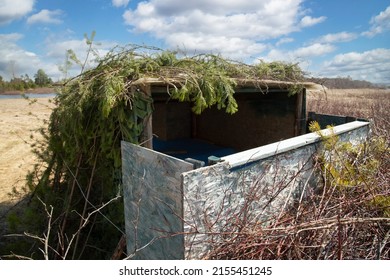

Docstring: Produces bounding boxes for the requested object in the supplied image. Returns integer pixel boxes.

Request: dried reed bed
[307,88,390,139]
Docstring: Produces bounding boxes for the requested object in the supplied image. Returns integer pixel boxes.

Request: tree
[10,77,25,91]
[0,75,4,92]
[22,74,36,89]
[34,69,52,86]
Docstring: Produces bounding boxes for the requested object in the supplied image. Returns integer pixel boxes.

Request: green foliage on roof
[65,45,305,115]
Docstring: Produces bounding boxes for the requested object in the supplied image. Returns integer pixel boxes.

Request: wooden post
[140,84,153,149]
[294,88,306,136]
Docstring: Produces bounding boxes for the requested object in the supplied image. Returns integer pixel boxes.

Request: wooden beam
[140,84,153,149]
[294,88,306,136]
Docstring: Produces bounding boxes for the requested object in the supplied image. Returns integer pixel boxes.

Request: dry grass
[307,88,390,139]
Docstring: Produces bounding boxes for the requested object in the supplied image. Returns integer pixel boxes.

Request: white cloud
[151,0,273,16]
[258,43,335,75]
[261,46,390,84]
[166,33,267,60]
[276,37,294,47]
[299,15,326,27]
[0,32,116,81]
[263,43,335,62]
[315,32,358,44]
[362,6,390,37]
[294,43,335,58]
[112,0,130,8]
[27,9,64,25]
[0,32,23,42]
[45,38,114,61]
[0,33,43,80]
[123,0,325,59]
[320,49,390,84]
[45,37,117,79]
[0,0,34,25]
[124,1,303,38]
[46,40,93,61]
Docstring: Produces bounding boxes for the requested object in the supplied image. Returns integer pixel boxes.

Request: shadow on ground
[0,197,31,259]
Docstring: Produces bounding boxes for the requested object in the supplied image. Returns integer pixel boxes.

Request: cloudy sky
[0,0,389,84]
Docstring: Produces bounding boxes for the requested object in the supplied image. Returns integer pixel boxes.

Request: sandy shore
[0,97,54,204]
[0,87,57,95]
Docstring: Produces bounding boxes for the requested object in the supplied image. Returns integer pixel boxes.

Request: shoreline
[0,86,57,95]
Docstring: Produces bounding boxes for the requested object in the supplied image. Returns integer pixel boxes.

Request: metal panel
[121,141,193,259]
[307,111,359,129]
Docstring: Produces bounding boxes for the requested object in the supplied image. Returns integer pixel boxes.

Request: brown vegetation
[307,88,390,139]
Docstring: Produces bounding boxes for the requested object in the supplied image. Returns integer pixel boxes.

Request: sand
[0,97,54,205]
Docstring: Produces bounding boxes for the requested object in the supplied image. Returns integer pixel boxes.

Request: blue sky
[0,0,389,84]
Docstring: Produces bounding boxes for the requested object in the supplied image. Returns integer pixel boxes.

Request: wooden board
[121,141,193,259]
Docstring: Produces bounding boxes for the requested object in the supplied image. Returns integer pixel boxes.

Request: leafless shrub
[204,179,389,259]
[1,192,122,260]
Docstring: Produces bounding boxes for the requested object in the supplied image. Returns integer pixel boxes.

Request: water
[0,93,57,99]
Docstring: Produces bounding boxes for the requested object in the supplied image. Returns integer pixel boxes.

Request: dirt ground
[0,97,54,206]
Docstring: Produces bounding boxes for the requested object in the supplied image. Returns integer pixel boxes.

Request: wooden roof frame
[134,77,322,150]
[131,77,323,92]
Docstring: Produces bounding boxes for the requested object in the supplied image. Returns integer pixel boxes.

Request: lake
[0,93,57,99]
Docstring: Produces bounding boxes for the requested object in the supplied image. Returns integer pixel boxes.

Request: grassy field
[306,88,390,139]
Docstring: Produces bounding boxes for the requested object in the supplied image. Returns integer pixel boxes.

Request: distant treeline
[306,76,386,89]
[0,69,53,93]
